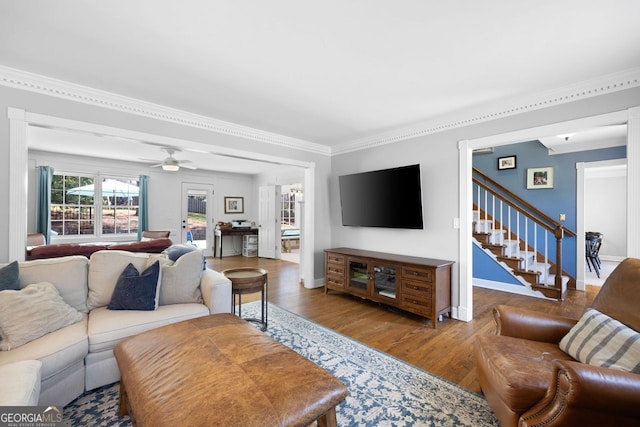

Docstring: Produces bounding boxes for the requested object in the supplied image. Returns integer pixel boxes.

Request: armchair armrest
[493,305,578,343]
[200,269,232,314]
[520,360,640,426]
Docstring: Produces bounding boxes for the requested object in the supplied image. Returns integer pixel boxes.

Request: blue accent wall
[473,244,521,284]
[472,141,626,280]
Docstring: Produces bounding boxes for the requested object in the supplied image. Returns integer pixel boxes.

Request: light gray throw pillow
[155,249,204,305]
[0,282,83,350]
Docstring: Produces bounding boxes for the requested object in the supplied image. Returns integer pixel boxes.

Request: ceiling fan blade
[150,163,163,168]
[180,164,197,170]
[177,159,193,164]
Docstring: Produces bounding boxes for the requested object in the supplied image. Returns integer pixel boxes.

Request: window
[280,184,302,227]
[51,173,139,237]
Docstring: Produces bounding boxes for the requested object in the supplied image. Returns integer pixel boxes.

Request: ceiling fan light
[162,164,179,172]
[557,133,576,141]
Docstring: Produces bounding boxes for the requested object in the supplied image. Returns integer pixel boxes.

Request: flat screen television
[339,164,424,229]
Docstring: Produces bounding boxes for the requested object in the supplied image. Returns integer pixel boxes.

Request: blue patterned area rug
[64,302,498,426]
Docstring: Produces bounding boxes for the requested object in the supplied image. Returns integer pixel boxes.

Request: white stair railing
[473,183,556,286]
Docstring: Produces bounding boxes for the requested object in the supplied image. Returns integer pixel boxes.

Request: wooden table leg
[316,407,338,427]
[118,380,129,417]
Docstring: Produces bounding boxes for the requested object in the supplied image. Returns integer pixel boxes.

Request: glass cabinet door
[373,264,398,300]
[347,259,369,294]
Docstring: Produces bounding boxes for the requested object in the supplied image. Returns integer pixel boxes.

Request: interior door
[181,183,214,257]
[258,185,280,258]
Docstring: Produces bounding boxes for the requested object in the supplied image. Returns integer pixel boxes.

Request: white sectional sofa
[0,249,232,407]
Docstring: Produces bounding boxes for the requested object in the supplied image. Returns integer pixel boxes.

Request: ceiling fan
[143,147,196,171]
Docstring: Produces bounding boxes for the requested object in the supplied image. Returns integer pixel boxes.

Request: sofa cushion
[560,308,640,373]
[18,256,89,312]
[108,262,161,311]
[474,334,574,414]
[157,250,204,305]
[87,250,150,310]
[0,316,88,384]
[27,243,108,260]
[108,238,172,253]
[87,304,209,353]
[0,282,83,350]
[0,360,42,406]
[0,261,19,291]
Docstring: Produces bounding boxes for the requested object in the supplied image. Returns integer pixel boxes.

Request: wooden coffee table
[114,314,348,427]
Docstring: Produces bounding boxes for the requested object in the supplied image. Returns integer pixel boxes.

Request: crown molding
[0,65,331,156]
[3,65,639,158]
[333,67,640,155]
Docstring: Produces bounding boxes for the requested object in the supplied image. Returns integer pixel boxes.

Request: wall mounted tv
[339,164,424,229]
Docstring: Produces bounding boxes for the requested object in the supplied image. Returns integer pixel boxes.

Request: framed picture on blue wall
[527,167,554,189]
[497,155,516,170]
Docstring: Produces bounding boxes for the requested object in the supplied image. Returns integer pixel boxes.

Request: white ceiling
[27,125,288,174]
[2,1,640,171]
[538,124,627,155]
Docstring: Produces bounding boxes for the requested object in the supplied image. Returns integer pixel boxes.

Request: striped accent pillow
[559,308,640,374]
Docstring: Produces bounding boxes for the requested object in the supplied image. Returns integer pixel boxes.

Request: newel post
[554,225,564,296]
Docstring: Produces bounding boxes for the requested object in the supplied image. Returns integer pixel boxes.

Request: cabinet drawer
[326,264,345,275]
[326,273,345,288]
[402,266,433,283]
[326,253,345,264]
[402,279,432,296]
[401,293,432,313]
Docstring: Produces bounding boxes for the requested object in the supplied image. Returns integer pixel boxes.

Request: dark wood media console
[324,247,454,328]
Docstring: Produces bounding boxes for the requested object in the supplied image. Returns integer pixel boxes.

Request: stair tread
[497,255,523,260]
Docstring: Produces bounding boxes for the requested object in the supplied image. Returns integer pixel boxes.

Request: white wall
[585,165,627,259]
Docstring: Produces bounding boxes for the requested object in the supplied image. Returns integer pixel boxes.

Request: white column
[8,107,28,261]
[627,107,640,257]
[302,165,316,288]
[457,139,473,322]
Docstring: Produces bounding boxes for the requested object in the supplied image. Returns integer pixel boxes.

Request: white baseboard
[599,255,625,262]
[473,278,550,299]
[306,277,324,289]
[452,306,472,322]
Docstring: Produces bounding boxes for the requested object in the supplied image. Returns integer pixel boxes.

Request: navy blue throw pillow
[0,261,20,291]
[108,261,160,311]
[163,244,198,262]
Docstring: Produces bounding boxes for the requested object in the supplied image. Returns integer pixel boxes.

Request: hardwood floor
[207,256,599,394]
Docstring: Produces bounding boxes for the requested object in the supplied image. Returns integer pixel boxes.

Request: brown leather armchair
[474,258,640,427]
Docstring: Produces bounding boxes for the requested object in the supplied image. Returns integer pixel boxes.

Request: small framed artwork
[497,155,517,170]
[224,196,244,214]
[527,167,554,189]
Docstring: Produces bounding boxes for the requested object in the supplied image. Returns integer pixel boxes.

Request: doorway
[459,109,637,322]
[577,160,627,288]
[182,183,213,256]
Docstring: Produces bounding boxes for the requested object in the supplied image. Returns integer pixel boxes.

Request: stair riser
[499,258,524,270]
[473,233,491,244]
[517,271,540,287]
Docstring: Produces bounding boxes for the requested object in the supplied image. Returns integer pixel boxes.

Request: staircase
[473,168,576,300]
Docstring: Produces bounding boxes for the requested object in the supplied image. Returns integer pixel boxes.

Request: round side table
[222,267,268,331]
